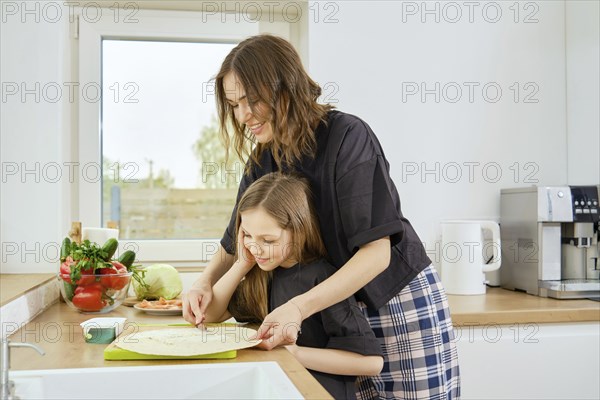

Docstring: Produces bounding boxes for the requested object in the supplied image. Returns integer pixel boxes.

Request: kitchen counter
[447,287,600,325]
[9,302,333,400]
[0,273,54,306]
[448,288,600,400]
[6,286,599,399]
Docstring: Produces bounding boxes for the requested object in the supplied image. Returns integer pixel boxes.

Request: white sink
[10,362,304,399]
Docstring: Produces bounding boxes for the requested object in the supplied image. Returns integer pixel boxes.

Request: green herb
[130,265,149,292]
[68,240,112,282]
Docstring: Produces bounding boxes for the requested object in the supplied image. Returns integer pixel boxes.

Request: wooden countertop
[447,287,600,325]
[9,302,333,400]
[5,286,598,399]
[0,273,54,306]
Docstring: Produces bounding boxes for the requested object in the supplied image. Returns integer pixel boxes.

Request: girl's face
[223,72,274,144]
[240,207,297,271]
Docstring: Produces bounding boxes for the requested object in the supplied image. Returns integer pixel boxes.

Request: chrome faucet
[1,338,45,400]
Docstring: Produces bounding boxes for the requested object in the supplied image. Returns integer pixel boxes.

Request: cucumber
[60,237,71,262]
[101,238,119,261]
[118,250,136,269]
[62,281,76,301]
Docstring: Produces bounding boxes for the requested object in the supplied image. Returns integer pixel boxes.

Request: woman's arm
[254,237,390,348]
[203,260,254,323]
[299,237,390,317]
[183,244,235,325]
[286,345,383,376]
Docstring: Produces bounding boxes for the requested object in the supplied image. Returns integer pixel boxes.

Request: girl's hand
[183,278,213,326]
[252,300,303,350]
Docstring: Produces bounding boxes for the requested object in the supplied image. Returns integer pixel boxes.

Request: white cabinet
[455,322,600,399]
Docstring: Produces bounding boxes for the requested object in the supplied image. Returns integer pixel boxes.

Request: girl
[184,34,460,399]
[202,172,383,400]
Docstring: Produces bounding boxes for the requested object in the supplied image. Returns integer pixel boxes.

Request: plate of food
[133,298,183,315]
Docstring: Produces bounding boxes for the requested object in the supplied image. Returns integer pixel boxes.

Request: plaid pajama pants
[356,265,461,400]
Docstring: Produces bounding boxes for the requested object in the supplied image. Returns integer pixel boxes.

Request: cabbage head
[133,264,182,300]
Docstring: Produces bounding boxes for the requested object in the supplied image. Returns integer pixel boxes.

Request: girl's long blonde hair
[228,173,326,323]
[215,34,334,171]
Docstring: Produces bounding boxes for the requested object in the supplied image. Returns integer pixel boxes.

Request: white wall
[307,0,598,267]
[566,0,600,184]
[1,4,73,273]
[1,1,598,273]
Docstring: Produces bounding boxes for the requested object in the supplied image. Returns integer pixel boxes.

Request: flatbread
[115,326,262,356]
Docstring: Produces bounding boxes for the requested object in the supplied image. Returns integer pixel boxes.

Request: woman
[184,34,460,399]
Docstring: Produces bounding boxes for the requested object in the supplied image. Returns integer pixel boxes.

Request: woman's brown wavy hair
[215,34,334,171]
[227,173,327,323]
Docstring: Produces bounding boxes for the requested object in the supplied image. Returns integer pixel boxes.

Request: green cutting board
[104,323,238,360]
[103,345,236,360]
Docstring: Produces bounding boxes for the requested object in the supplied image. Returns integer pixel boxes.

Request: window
[77,6,304,265]
[102,40,237,240]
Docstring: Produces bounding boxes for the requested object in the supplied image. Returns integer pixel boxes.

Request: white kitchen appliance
[441,220,502,295]
[500,185,600,299]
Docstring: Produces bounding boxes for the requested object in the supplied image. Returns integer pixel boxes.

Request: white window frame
[77,7,298,266]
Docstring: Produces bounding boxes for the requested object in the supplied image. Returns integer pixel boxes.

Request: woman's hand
[253,300,303,350]
[284,343,299,356]
[183,278,213,326]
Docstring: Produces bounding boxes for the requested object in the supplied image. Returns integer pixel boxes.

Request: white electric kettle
[440,220,501,295]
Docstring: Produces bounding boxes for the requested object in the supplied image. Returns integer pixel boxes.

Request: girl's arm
[183,244,235,325]
[202,260,254,323]
[286,345,383,376]
[255,237,391,348]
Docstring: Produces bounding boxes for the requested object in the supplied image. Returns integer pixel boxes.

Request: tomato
[111,261,127,273]
[60,257,95,285]
[99,265,129,290]
[75,268,96,286]
[72,286,106,311]
[59,257,75,283]
[111,274,129,290]
[75,281,103,295]
[99,268,117,288]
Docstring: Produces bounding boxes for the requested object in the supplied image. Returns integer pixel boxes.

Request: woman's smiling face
[240,207,298,271]
[223,72,274,144]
